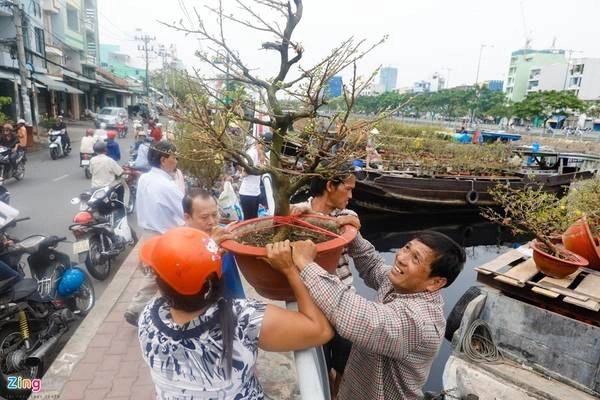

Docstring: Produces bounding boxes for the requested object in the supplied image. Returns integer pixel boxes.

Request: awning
[99,85,132,94]
[33,73,83,94]
[63,70,97,84]
[0,69,18,82]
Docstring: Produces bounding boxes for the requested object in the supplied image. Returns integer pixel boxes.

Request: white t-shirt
[239,146,261,196]
[79,136,95,154]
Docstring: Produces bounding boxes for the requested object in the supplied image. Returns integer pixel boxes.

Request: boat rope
[461,319,501,363]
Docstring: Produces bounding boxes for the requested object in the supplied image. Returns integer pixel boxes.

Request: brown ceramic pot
[221,214,358,301]
[562,216,600,269]
[530,240,589,279]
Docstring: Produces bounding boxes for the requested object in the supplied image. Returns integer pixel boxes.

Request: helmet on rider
[140,227,222,295]
[107,130,117,140]
[99,122,107,129]
[93,141,107,153]
[85,128,94,136]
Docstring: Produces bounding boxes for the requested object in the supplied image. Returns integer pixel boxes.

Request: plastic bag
[218,181,243,221]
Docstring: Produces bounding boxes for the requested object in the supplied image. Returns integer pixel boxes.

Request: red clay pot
[530,240,589,279]
[562,216,600,269]
[221,214,358,301]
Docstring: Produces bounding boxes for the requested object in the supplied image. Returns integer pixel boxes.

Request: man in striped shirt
[287,221,466,399]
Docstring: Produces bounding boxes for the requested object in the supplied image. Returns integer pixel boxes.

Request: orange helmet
[140,227,222,295]
[107,130,117,139]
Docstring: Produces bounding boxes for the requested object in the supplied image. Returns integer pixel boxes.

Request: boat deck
[476,244,600,326]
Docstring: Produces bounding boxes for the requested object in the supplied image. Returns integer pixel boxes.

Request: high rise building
[487,80,504,92]
[504,49,566,102]
[379,66,398,92]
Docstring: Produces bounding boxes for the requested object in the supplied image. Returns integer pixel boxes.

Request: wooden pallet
[475,243,600,312]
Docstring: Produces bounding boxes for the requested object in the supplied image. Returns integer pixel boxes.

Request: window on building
[32,1,42,18]
[67,6,79,32]
[34,27,44,55]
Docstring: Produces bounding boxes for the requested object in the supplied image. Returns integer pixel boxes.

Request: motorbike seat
[0,277,17,294]
[0,278,39,302]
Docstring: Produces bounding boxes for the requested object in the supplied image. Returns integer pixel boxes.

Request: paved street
[7,121,138,299]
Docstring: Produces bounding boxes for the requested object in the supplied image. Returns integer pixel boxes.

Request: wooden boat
[351,169,594,215]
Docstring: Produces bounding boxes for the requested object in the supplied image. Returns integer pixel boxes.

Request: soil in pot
[221,215,357,301]
[531,240,589,279]
[237,218,340,247]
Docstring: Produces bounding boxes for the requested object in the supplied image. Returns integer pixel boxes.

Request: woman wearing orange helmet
[138,227,333,399]
[106,130,121,161]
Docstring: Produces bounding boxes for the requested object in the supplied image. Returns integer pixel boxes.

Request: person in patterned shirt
[269,220,465,400]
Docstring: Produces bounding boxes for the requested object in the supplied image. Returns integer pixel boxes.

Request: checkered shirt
[292,198,356,286]
[299,233,445,400]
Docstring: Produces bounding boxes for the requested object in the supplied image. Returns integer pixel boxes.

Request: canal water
[356,212,526,393]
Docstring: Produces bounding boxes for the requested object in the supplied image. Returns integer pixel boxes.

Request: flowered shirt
[138,297,266,399]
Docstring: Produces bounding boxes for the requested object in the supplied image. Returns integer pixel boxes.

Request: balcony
[84,54,97,66]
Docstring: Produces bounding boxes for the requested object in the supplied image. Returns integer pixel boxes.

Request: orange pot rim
[221,214,358,256]
[530,240,589,267]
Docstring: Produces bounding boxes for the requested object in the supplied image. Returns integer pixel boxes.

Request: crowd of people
[113,127,467,400]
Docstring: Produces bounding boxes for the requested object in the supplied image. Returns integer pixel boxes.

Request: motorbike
[69,180,137,281]
[0,210,95,316]
[0,145,25,183]
[0,276,75,398]
[48,129,71,160]
[80,152,94,179]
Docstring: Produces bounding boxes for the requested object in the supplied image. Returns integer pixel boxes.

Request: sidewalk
[34,243,299,400]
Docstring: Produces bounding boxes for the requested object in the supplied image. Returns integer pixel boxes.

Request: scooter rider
[49,115,71,150]
[0,124,21,170]
[90,141,123,189]
[80,128,95,155]
[94,122,108,142]
[106,130,121,161]
[132,131,150,170]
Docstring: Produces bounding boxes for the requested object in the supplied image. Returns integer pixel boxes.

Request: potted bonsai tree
[163,0,392,300]
[481,185,588,278]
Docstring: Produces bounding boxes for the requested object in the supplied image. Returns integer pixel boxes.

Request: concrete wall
[528,63,568,92]
[574,58,600,101]
[505,50,567,102]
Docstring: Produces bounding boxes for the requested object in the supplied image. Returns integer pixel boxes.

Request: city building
[413,80,431,93]
[379,66,397,92]
[362,83,384,96]
[565,58,600,101]
[504,49,567,102]
[99,44,146,81]
[430,73,446,93]
[325,75,342,98]
[486,80,504,92]
[526,63,568,94]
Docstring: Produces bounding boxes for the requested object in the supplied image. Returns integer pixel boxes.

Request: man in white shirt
[125,140,185,326]
[79,128,96,155]
[89,141,123,188]
[239,132,271,220]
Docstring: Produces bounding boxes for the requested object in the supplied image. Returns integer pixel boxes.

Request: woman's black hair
[156,273,236,380]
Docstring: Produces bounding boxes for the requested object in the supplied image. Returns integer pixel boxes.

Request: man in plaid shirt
[271,220,465,399]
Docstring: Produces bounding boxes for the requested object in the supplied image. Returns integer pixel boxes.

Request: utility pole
[13,0,32,123]
[135,31,155,96]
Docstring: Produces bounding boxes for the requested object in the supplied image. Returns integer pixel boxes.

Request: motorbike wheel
[66,270,95,315]
[50,147,58,160]
[0,326,41,399]
[84,166,92,179]
[13,161,25,181]
[85,235,112,281]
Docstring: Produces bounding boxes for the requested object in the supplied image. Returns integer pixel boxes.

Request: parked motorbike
[0,214,95,315]
[0,145,25,182]
[80,152,94,179]
[69,180,137,281]
[0,276,75,398]
[48,129,71,160]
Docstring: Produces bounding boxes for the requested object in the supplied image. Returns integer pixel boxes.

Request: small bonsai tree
[163,0,391,218]
[481,185,573,258]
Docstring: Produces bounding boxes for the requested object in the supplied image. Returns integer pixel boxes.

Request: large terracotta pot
[221,214,358,301]
[562,216,600,269]
[530,240,588,279]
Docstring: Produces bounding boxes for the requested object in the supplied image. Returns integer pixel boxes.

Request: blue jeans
[0,260,22,282]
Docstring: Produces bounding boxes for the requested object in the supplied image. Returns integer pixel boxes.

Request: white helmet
[100,122,106,129]
[17,119,26,125]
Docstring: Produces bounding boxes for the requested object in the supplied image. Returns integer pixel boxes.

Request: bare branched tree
[163,0,390,217]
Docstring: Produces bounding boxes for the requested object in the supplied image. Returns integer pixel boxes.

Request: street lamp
[475,43,494,87]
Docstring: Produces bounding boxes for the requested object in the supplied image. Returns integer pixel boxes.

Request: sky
[97,0,600,89]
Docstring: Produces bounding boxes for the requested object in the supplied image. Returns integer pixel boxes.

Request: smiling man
[271,220,465,400]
